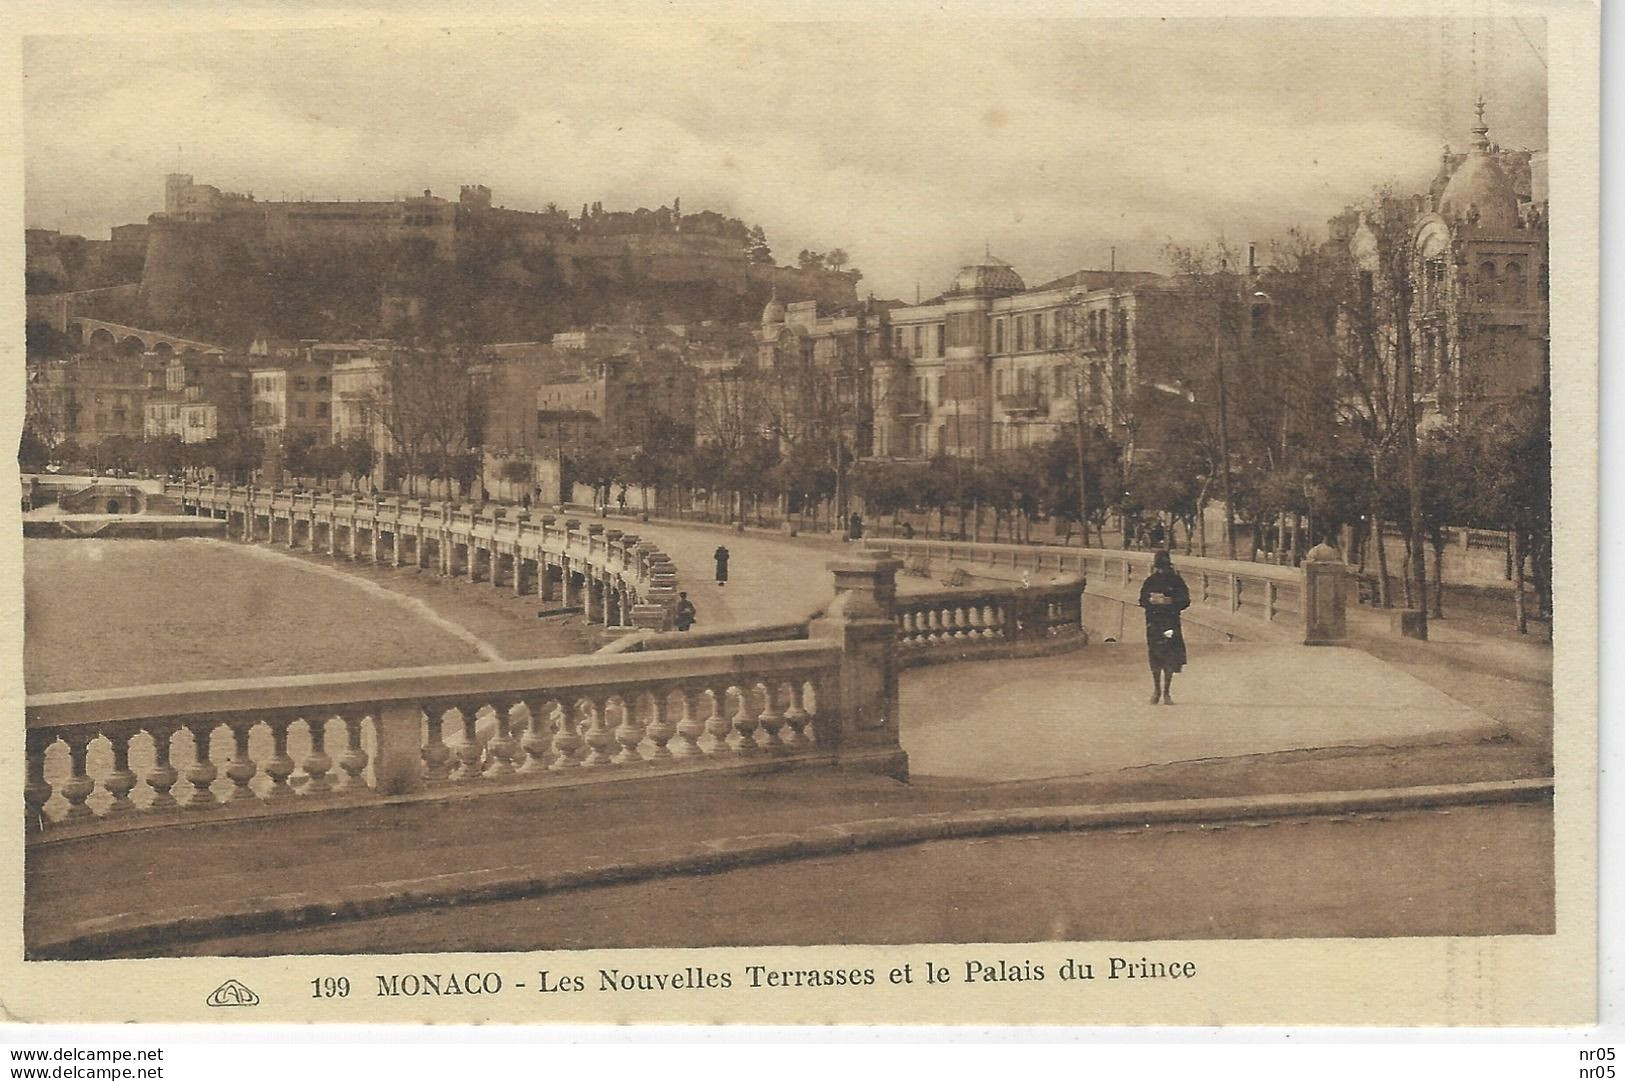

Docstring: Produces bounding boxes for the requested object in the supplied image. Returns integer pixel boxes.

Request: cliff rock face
[138,193,859,343]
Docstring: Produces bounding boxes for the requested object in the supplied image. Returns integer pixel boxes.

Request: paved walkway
[899,642,1509,783]
[583,513,948,633]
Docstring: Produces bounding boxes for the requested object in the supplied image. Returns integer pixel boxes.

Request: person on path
[674,592,697,632]
[1138,549,1191,705]
[848,512,863,541]
[618,487,628,513]
[714,544,730,587]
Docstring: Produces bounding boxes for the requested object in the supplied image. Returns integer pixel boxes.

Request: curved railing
[171,481,681,632]
[867,537,1303,634]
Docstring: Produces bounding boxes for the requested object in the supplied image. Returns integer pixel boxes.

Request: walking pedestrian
[1138,549,1190,705]
[674,592,697,632]
[713,544,730,587]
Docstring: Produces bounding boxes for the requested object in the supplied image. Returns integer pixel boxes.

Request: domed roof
[949,255,1025,296]
[1438,100,1520,232]
[761,290,785,324]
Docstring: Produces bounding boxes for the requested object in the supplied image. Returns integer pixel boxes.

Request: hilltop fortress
[131,174,859,341]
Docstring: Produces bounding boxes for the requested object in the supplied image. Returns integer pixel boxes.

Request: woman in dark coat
[1138,549,1191,705]
[713,545,730,586]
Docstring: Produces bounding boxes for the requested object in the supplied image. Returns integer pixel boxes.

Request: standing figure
[713,545,731,587]
[1138,549,1191,705]
[674,591,697,632]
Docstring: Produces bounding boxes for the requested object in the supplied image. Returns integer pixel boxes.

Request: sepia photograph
[4,4,1598,1028]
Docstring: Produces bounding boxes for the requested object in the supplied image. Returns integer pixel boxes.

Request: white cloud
[24,18,1547,299]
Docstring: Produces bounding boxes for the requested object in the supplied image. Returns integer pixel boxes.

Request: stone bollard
[808,552,907,779]
[1303,540,1353,645]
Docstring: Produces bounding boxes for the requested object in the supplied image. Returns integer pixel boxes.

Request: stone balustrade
[868,537,1305,640]
[169,482,680,633]
[25,552,910,841]
[893,584,1083,659]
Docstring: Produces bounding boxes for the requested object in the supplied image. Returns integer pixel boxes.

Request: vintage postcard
[0,0,1599,1028]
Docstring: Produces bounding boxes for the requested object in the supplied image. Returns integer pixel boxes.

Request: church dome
[761,292,786,324]
[1438,100,1521,232]
[949,255,1025,296]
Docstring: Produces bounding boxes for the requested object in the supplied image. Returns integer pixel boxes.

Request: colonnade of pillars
[219,506,647,631]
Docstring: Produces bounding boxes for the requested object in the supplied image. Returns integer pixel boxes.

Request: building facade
[1337,99,1549,424]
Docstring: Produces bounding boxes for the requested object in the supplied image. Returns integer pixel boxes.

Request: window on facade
[1014,320,1026,352]
[294,377,308,391]
[295,402,307,419]
[1115,310,1129,351]
[1032,313,1045,350]
[994,319,1005,353]
[935,324,945,357]
[996,370,1006,396]
[912,326,924,358]
[1504,261,1524,304]
[317,402,330,418]
[1478,261,1497,303]
[317,376,329,390]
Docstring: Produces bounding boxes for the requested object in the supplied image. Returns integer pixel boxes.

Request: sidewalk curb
[31,777,1552,959]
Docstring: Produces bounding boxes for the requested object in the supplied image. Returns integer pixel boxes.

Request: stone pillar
[372,702,426,796]
[562,566,580,608]
[807,553,907,779]
[1303,541,1352,645]
[513,557,527,596]
[541,562,558,602]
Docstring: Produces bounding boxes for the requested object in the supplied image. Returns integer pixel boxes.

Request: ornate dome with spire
[761,287,785,325]
[1438,98,1521,232]
[948,252,1025,296]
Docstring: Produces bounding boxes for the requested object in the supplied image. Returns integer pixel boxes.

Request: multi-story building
[1334,99,1549,424]
[143,354,251,444]
[330,353,391,454]
[844,257,1162,461]
[533,353,697,458]
[250,357,334,447]
[27,354,166,449]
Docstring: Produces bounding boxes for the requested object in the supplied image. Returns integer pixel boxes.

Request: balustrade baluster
[60,734,96,821]
[264,718,296,801]
[182,721,219,809]
[549,700,584,770]
[486,701,519,777]
[24,733,54,830]
[518,700,553,773]
[730,683,762,756]
[612,695,648,765]
[104,727,138,817]
[145,723,180,810]
[224,721,258,802]
[671,691,704,758]
[703,687,733,754]
[644,692,675,760]
[454,703,485,780]
[756,680,785,753]
[338,714,370,789]
[422,708,454,782]
[582,696,616,767]
[782,680,810,747]
[302,716,334,795]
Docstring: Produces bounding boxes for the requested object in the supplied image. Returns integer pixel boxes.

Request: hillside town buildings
[24,99,1547,508]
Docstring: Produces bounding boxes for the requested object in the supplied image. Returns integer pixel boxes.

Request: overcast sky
[23,17,1547,300]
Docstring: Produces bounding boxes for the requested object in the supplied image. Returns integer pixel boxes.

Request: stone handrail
[170,481,681,633]
[867,537,1303,630]
[24,553,909,840]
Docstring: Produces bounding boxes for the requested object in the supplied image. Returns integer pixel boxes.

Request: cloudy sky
[23,16,1547,300]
